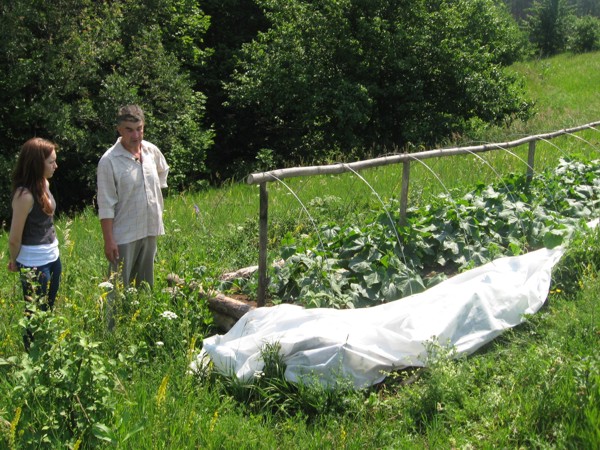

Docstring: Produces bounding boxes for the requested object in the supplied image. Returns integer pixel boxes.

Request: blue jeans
[18,257,62,311]
[18,257,62,351]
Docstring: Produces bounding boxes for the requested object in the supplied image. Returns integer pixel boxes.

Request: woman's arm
[7,189,34,272]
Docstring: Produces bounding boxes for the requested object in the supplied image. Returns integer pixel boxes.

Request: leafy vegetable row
[268,157,600,309]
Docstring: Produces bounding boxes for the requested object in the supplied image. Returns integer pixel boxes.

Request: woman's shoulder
[13,186,33,198]
[12,187,34,209]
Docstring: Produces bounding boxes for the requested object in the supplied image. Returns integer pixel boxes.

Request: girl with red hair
[8,137,62,350]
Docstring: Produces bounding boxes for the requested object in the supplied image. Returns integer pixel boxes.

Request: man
[97,105,169,292]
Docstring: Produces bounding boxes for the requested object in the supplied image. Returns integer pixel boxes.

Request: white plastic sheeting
[193,246,565,388]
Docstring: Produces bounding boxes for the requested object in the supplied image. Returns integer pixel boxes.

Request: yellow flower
[340,425,347,446]
[58,329,70,343]
[156,375,169,408]
[9,407,21,449]
[209,410,219,432]
[132,309,141,322]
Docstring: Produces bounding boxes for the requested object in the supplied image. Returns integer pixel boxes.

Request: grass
[0,51,599,448]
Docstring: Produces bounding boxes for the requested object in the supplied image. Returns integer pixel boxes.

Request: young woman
[7,137,61,349]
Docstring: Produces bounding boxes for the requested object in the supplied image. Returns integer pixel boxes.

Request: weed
[5,311,117,447]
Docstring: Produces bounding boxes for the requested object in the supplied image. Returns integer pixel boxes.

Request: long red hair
[12,137,57,215]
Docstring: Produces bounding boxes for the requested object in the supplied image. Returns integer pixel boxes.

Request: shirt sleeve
[97,157,118,220]
[155,150,169,189]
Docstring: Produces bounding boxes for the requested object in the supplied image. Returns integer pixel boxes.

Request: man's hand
[104,240,119,264]
[100,218,119,263]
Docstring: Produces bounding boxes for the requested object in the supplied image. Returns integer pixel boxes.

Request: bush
[4,310,117,447]
[0,1,213,225]
[569,15,600,52]
[552,225,600,293]
[525,0,573,56]
[0,154,15,227]
[225,0,533,168]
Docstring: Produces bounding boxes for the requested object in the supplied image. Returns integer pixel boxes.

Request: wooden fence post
[400,160,410,227]
[527,140,536,181]
[257,183,269,307]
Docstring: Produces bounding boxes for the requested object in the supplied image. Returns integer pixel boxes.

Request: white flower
[253,370,264,379]
[126,287,138,295]
[156,341,164,347]
[160,310,178,320]
[98,281,114,290]
[131,300,140,306]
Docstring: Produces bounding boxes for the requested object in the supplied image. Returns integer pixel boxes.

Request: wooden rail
[247,121,600,306]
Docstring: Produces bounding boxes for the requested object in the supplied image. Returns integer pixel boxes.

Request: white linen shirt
[97,138,169,245]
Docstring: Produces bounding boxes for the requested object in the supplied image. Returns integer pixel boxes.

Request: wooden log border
[246,121,600,306]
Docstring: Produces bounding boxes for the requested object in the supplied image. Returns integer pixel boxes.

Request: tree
[526,0,575,56]
[0,0,213,224]
[503,0,536,20]
[569,15,600,52]
[502,0,600,20]
[574,0,600,17]
[195,0,269,181]
[224,0,532,168]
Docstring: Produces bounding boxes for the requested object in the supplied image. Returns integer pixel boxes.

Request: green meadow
[1,52,599,448]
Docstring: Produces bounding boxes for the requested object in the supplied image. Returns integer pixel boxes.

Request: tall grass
[0,51,599,448]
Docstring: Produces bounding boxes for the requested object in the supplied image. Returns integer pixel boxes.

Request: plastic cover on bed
[192,246,565,388]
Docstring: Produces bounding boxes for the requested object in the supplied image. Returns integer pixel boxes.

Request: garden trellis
[247,121,600,306]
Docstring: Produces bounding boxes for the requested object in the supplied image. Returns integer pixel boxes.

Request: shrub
[5,310,117,447]
[569,15,600,53]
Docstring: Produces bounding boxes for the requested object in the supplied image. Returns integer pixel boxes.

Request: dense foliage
[569,14,600,52]
[525,0,574,56]
[1,0,599,225]
[196,0,270,181]
[1,259,215,447]
[504,0,600,18]
[0,0,213,223]
[224,0,532,168]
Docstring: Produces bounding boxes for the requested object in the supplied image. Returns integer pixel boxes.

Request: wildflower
[161,310,178,320]
[194,204,200,217]
[98,281,114,290]
[9,406,21,449]
[156,341,164,347]
[254,370,264,379]
[156,375,169,407]
[209,410,218,432]
[126,287,138,296]
[58,329,70,343]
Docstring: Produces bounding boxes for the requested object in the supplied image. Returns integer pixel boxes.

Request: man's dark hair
[117,104,145,124]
